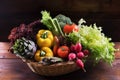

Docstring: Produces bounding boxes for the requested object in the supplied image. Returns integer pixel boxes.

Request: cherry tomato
[63,23,78,33]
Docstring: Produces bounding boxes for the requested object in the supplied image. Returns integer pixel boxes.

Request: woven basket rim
[25,60,80,76]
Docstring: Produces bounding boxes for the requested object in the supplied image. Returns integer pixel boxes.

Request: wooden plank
[0,42,120,80]
[0,59,43,80]
[0,42,17,58]
[0,42,10,50]
[0,58,120,80]
[114,42,120,58]
[0,53,17,58]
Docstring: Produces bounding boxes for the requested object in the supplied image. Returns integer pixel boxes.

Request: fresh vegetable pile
[8,10,115,72]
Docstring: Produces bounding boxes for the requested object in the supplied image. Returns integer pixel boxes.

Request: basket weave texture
[26,61,80,76]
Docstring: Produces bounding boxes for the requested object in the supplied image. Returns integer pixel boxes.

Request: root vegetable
[68,53,76,61]
[53,36,59,56]
[75,43,82,53]
[70,44,76,52]
[77,52,85,59]
[76,59,86,72]
[83,49,89,56]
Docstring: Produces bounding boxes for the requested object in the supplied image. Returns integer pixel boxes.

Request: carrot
[53,36,59,56]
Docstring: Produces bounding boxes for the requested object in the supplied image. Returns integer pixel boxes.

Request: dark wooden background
[0,0,120,42]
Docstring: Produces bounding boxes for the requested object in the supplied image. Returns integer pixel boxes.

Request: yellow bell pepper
[36,29,53,48]
[34,47,53,61]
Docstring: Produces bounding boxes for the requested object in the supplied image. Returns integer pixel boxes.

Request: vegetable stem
[47,18,59,35]
[41,11,64,37]
[54,18,65,37]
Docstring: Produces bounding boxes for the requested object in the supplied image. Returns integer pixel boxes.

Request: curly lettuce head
[78,23,115,65]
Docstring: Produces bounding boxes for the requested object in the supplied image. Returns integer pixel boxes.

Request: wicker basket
[25,61,80,76]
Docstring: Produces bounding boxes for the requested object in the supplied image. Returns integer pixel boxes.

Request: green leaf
[78,22,115,65]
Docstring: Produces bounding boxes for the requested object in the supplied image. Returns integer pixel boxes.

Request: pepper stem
[41,32,48,39]
[40,50,46,57]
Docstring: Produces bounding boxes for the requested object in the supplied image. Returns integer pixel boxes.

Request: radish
[77,52,85,59]
[75,43,82,53]
[68,53,76,61]
[76,59,86,72]
[70,44,76,52]
[83,49,89,56]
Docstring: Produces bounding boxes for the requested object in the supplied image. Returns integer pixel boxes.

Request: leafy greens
[79,23,115,65]
[41,11,64,37]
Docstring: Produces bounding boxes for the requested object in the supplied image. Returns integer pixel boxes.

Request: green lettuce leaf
[78,24,115,65]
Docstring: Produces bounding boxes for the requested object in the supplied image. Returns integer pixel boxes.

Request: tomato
[63,23,78,33]
[57,46,70,58]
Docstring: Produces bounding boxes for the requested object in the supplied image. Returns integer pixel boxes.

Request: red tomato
[57,46,70,58]
[63,23,78,33]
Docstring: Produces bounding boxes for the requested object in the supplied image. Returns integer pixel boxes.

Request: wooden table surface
[0,42,120,80]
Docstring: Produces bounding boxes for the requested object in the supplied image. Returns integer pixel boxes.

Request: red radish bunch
[68,53,76,61]
[76,59,86,72]
[75,43,82,53]
[68,43,90,72]
[70,43,82,53]
[70,44,76,52]
[77,52,84,59]
[83,49,89,56]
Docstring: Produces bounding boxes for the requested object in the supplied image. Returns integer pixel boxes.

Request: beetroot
[77,52,85,59]
[68,53,76,61]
